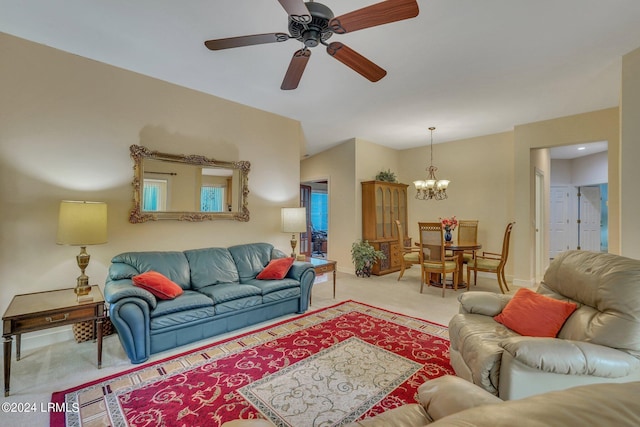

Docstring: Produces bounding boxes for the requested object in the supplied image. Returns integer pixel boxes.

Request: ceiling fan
[204,0,419,90]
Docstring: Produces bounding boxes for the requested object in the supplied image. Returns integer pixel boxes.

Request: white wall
[551,151,608,186]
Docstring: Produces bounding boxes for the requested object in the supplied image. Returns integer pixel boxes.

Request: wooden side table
[306,257,337,304]
[2,286,106,396]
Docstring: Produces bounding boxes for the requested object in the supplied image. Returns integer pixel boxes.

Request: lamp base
[75,276,91,297]
[290,234,298,258]
[75,246,92,297]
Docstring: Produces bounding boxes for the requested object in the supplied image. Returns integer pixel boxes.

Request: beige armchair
[223,375,640,427]
[449,250,640,400]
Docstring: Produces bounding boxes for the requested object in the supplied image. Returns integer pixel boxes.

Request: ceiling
[3,1,640,156]
[549,141,608,160]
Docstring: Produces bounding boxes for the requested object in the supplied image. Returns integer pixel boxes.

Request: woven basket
[73,318,115,343]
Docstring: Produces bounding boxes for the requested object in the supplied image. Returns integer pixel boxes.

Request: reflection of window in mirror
[201,185,225,212]
[143,179,168,211]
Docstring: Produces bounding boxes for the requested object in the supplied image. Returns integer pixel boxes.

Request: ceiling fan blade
[205,33,290,50]
[329,0,419,34]
[326,42,386,82]
[281,49,311,90]
[277,0,311,23]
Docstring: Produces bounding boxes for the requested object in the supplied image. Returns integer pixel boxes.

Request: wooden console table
[306,257,337,304]
[2,286,105,396]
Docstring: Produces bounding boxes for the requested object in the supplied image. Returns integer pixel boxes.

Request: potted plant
[351,240,386,277]
[375,169,397,183]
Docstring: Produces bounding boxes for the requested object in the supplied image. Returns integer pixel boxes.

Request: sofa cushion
[244,278,300,295]
[150,306,216,330]
[228,243,274,282]
[149,290,214,318]
[133,271,184,300]
[215,296,263,315]
[197,283,262,304]
[256,257,294,280]
[111,251,191,289]
[494,288,577,338]
[184,247,240,289]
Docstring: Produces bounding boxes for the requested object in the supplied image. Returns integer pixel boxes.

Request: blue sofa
[104,243,316,364]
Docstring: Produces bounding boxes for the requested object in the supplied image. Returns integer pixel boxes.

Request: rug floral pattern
[53,301,452,427]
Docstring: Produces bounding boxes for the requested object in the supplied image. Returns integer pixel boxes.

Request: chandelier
[414,127,449,200]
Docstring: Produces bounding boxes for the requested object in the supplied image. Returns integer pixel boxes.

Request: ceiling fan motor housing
[289,2,334,47]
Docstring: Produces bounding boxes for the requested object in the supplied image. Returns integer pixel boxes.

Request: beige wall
[399,132,516,277]
[0,33,304,315]
[301,140,357,272]
[621,46,640,258]
[513,107,620,283]
[2,32,637,318]
[304,110,625,286]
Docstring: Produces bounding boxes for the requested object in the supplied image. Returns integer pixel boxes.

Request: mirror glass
[129,145,250,222]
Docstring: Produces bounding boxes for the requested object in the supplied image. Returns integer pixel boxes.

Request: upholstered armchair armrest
[419,375,503,421]
[457,291,512,315]
[501,337,640,377]
[104,279,157,309]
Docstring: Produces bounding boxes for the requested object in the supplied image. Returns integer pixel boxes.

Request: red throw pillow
[494,288,577,337]
[256,257,295,280]
[132,271,184,300]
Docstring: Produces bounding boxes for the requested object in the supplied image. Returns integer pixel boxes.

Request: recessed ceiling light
[577,147,586,151]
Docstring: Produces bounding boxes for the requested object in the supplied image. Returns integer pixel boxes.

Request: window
[311,191,328,231]
[201,185,225,212]
[143,179,167,211]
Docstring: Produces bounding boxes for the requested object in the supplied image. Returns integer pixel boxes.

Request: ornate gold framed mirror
[129,145,250,223]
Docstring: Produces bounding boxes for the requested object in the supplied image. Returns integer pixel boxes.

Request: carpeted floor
[51,301,453,427]
[2,267,516,426]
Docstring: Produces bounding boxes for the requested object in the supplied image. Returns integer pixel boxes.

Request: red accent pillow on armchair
[494,288,577,337]
[132,271,184,300]
[256,257,295,280]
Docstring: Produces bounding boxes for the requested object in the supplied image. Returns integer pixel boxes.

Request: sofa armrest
[104,279,157,309]
[286,261,314,281]
[419,375,502,420]
[501,336,640,377]
[457,291,512,316]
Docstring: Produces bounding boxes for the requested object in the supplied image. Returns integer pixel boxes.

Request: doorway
[301,180,329,259]
[548,141,608,259]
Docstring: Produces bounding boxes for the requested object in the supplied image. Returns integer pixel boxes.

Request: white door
[549,186,570,259]
[579,186,601,252]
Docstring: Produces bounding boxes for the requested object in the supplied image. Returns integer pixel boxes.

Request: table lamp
[281,207,307,258]
[56,201,108,298]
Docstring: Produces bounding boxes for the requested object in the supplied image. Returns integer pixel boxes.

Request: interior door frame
[299,184,312,257]
[534,168,545,282]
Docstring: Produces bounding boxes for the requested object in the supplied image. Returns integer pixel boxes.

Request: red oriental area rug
[51,300,452,427]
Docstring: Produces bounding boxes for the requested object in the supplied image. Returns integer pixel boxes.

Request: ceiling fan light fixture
[204,0,419,90]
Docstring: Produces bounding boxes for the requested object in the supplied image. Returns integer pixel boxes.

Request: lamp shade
[56,201,108,245]
[281,207,307,233]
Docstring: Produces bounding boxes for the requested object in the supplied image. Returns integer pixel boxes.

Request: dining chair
[457,220,479,282]
[466,222,515,294]
[395,220,420,281]
[418,222,460,297]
